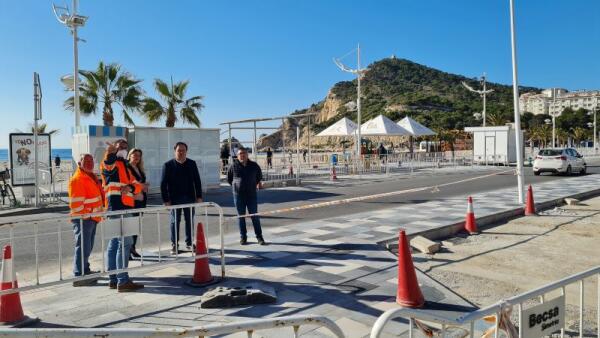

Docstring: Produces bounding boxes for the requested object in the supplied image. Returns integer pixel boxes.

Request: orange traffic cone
[0,245,38,326]
[524,185,536,216]
[186,223,219,287]
[330,166,337,181]
[464,196,479,234]
[396,230,425,308]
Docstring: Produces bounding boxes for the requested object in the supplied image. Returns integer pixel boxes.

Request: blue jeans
[107,235,133,285]
[170,207,194,246]
[234,193,262,239]
[72,219,97,277]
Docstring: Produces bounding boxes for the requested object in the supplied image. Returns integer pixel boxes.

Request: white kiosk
[465,125,524,165]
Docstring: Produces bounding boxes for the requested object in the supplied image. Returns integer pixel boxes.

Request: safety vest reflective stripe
[71,205,84,213]
[69,197,85,203]
[84,196,101,204]
[106,190,122,197]
[106,182,123,188]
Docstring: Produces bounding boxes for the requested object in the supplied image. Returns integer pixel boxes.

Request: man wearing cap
[102,139,144,292]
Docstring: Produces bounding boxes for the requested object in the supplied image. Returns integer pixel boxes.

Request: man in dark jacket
[227,148,265,245]
[161,142,203,254]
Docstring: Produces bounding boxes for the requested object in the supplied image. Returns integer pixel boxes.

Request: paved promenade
[15,173,600,337]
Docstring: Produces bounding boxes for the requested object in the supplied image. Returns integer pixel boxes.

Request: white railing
[0,314,345,338]
[0,202,225,295]
[371,265,600,338]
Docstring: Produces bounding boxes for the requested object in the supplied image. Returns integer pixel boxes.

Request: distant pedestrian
[288,150,293,164]
[127,148,148,259]
[160,142,203,255]
[227,148,265,245]
[220,145,230,169]
[302,149,307,162]
[54,155,61,168]
[68,154,103,287]
[266,147,273,169]
[101,139,144,292]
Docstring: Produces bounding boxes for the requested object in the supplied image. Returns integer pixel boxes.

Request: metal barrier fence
[0,314,344,337]
[370,265,600,338]
[0,202,224,295]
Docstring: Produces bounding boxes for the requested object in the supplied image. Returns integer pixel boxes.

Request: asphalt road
[2,165,598,282]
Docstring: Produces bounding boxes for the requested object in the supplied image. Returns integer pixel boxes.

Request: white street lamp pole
[594,108,597,154]
[552,114,556,147]
[73,0,80,128]
[482,73,487,127]
[509,0,525,204]
[356,43,362,157]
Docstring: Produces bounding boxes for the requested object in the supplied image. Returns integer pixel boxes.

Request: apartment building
[519,88,600,116]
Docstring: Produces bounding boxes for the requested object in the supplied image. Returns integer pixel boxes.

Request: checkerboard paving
[19,173,600,337]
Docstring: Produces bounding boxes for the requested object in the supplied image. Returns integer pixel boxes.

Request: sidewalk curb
[380,186,600,248]
[0,205,69,218]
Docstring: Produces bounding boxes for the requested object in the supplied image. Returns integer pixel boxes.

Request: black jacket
[128,164,147,209]
[160,158,202,204]
[227,159,262,196]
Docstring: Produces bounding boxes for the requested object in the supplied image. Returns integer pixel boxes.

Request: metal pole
[356,43,362,158]
[509,0,525,204]
[281,118,286,165]
[73,0,80,128]
[552,115,556,148]
[594,108,597,154]
[253,121,257,160]
[308,115,311,165]
[482,73,487,127]
[33,73,40,207]
[228,124,232,159]
[296,126,300,185]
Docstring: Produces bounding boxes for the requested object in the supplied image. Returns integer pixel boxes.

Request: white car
[533,148,586,176]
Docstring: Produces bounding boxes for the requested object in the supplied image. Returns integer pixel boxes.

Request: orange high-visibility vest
[68,167,104,222]
[101,152,143,210]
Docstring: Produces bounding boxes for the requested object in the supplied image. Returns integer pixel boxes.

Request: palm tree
[571,127,588,145]
[64,61,144,126]
[556,129,569,147]
[487,111,509,126]
[141,78,204,128]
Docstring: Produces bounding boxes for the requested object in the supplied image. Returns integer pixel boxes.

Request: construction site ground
[412,196,600,336]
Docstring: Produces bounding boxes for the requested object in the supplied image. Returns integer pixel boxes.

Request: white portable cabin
[464,126,524,165]
[71,125,129,173]
[127,127,220,193]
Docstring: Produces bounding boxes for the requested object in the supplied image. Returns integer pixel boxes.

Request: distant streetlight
[53,0,88,128]
[334,44,367,157]
[462,73,494,127]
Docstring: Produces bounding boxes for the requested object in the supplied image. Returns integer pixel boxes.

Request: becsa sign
[521,296,565,338]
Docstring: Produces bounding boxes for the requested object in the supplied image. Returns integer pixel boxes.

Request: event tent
[359,115,411,136]
[316,117,357,136]
[397,117,436,136]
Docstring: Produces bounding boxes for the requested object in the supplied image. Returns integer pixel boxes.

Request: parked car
[533,148,586,176]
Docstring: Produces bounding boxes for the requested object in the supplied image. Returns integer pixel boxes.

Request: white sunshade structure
[316,117,358,136]
[397,116,436,136]
[360,115,411,136]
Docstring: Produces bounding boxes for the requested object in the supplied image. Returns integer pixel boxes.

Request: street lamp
[53,0,87,128]
[334,44,367,157]
[587,108,597,153]
[508,0,525,204]
[462,74,494,127]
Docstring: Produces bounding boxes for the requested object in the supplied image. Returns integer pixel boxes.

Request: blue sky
[1,0,598,148]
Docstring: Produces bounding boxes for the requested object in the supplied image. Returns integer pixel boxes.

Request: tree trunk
[103,103,114,126]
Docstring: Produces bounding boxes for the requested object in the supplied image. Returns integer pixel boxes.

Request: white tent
[360,115,411,136]
[397,117,436,136]
[316,117,357,136]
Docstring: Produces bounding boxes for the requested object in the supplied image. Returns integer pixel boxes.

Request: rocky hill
[257,57,539,150]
